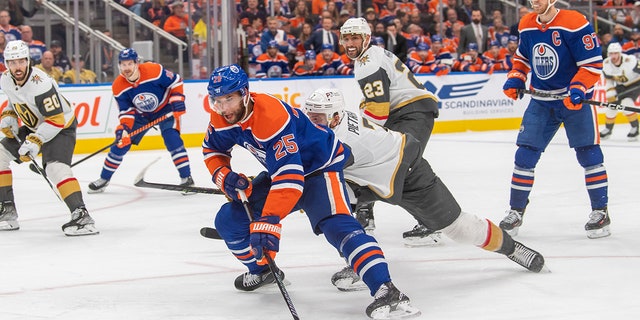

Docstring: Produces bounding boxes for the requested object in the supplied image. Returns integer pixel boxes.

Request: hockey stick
[29,112,175,175]
[134,157,224,194]
[15,135,62,201]
[200,227,222,240]
[518,89,640,113]
[238,190,300,320]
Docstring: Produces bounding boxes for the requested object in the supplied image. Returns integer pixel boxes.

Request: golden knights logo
[31,74,43,84]
[358,54,370,66]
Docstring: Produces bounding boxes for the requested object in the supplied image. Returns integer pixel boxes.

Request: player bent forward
[204,64,419,319]
[0,40,98,236]
[303,88,546,292]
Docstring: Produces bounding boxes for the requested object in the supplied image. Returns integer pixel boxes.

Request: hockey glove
[250,215,281,265]
[213,166,253,201]
[115,124,132,148]
[18,133,44,162]
[171,101,186,119]
[503,70,527,100]
[563,87,585,110]
[0,110,19,139]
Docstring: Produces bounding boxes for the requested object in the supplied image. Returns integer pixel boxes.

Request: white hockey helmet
[3,40,30,62]
[304,88,345,121]
[608,42,622,55]
[340,17,372,52]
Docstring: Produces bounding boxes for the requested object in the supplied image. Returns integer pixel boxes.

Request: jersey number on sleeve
[582,33,600,50]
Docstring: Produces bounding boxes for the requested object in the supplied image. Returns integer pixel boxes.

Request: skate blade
[251,278,292,292]
[64,225,100,236]
[586,226,611,239]
[371,303,422,320]
[333,279,368,292]
[0,221,19,230]
[403,235,444,247]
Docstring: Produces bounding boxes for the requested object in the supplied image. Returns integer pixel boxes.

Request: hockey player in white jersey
[304,88,546,292]
[0,40,98,236]
[340,17,441,245]
[600,42,640,141]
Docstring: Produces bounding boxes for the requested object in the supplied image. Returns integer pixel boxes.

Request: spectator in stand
[453,42,486,72]
[444,8,465,39]
[458,9,488,55]
[396,11,409,33]
[459,0,476,24]
[255,39,290,78]
[607,0,634,27]
[610,23,628,45]
[406,42,431,74]
[2,0,42,27]
[244,24,262,78]
[293,50,320,76]
[445,22,462,56]
[19,25,46,65]
[481,40,507,73]
[289,0,309,31]
[371,36,385,48]
[99,30,115,79]
[382,20,408,62]
[62,56,97,84]
[0,10,20,42]
[427,34,454,75]
[0,32,5,75]
[311,0,328,15]
[316,43,351,75]
[326,0,340,22]
[503,35,518,70]
[163,1,193,62]
[338,9,352,28]
[378,0,397,25]
[510,6,530,37]
[269,0,292,20]
[405,23,430,53]
[305,16,339,54]
[373,21,386,37]
[632,2,640,28]
[408,9,428,34]
[145,0,168,28]
[260,16,291,54]
[364,7,378,25]
[623,27,640,58]
[489,17,510,47]
[49,40,70,73]
[397,0,417,13]
[35,50,62,82]
[239,0,267,28]
[295,22,313,60]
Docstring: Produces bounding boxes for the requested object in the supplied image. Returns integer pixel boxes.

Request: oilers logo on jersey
[532,43,559,80]
[133,93,160,112]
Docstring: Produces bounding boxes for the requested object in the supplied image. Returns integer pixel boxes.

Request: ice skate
[0,201,19,231]
[599,127,612,139]
[180,176,196,195]
[627,127,639,141]
[331,265,367,291]
[500,208,525,236]
[234,267,286,292]
[507,241,546,273]
[585,208,611,239]
[87,178,109,194]
[366,282,421,319]
[402,224,443,247]
[355,202,375,235]
[62,206,99,236]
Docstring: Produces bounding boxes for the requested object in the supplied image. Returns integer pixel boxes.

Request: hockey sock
[169,146,191,178]
[321,214,390,296]
[100,150,127,181]
[584,164,608,209]
[0,170,14,201]
[510,165,534,210]
[629,118,639,128]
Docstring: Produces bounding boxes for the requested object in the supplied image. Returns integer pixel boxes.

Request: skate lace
[373,284,390,300]
[588,210,606,223]
[509,243,536,268]
[243,273,262,287]
[503,210,522,224]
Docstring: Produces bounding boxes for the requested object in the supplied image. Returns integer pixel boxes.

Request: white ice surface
[1,128,639,320]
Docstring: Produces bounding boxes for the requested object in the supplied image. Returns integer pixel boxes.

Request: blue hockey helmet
[489,40,500,48]
[431,34,443,43]
[467,42,478,51]
[267,40,278,48]
[321,43,334,51]
[118,48,139,62]
[372,36,384,46]
[304,50,316,60]
[508,35,518,43]
[207,64,249,98]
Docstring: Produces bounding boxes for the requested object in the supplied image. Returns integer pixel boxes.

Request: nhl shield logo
[532,43,559,80]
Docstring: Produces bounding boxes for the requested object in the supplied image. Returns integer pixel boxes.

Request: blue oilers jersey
[203,92,350,219]
[515,10,602,97]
